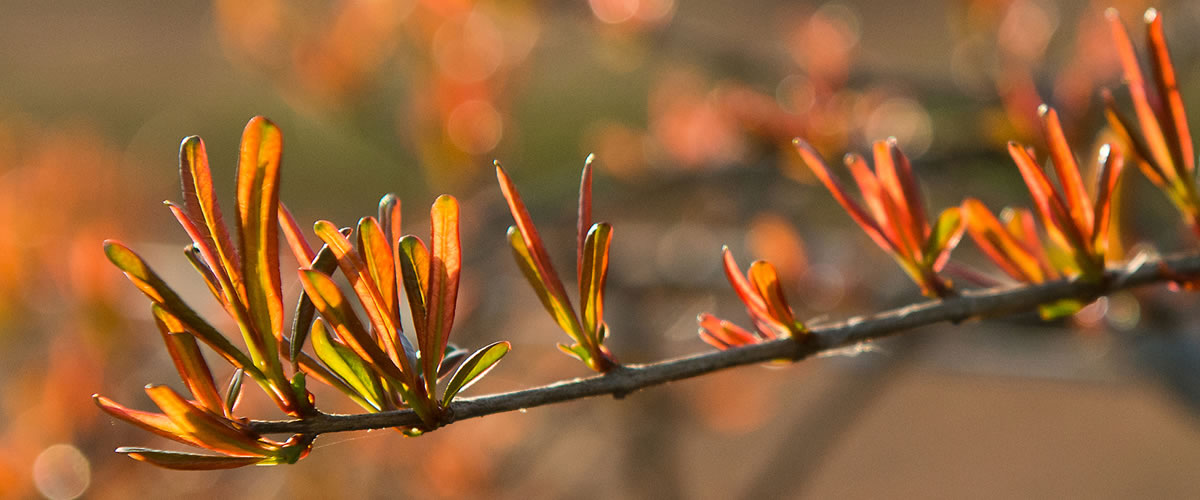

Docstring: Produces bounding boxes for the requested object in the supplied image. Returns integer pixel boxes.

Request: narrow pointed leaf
[442,341,511,404]
[1103,90,1170,188]
[182,244,225,308]
[720,247,781,334]
[145,385,278,457]
[507,226,586,343]
[873,139,925,257]
[578,155,594,290]
[794,139,894,252]
[94,395,206,449]
[1007,142,1088,253]
[279,202,315,265]
[698,313,759,349]
[290,239,340,363]
[1039,106,1094,236]
[116,447,264,470]
[962,199,1045,283]
[495,162,576,316]
[1107,9,1176,179]
[1091,144,1125,254]
[1146,8,1194,176]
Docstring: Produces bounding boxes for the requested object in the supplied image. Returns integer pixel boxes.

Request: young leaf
[924,207,965,271]
[296,269,409,385]
[116,447,264,471]
[235,117,285,375]
[579,223,612,346]
[424,195,461,396]
[441,341,511,405]
[310,319,386,411]
[144,385,279,458]
[224,369,244,414]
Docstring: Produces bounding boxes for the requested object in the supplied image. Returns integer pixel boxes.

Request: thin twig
[250,251,1200,436]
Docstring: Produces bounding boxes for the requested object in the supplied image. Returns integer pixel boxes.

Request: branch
[250,250,1200,435]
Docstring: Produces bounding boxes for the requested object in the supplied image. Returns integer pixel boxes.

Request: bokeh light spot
[32,444,90,500]
[446,99,503,154]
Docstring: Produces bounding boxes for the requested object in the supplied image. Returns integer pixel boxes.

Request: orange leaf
[424,195,461,395]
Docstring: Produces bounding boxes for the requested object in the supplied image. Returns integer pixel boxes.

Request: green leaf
[579,223,612,347]
[507,227,586,345]
[224,369,244,414]
[116,447,264,470]
[310,319,386,411]
[442,341,511,405]
[396,235,429,366]
[924,206,965,272]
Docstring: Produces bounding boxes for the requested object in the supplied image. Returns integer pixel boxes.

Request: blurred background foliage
[4,0,1200,497]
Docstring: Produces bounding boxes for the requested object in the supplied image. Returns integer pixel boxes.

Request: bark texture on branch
[250,251,1200,436]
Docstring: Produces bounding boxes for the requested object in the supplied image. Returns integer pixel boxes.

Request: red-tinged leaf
[145,385,278,457]
[747,260,796,329]
[166,203,249,318]
[1007,142,1088,253]
[507,226,587,344]
[235,117,285,370]
[1038,106,1094,237]
[495,162,576,314]
[102,240,260,377]
[720,248,777,329]
[313,220,403,368]
[873,139,925,257]
[697,313,759,349]
[442,341,511,404]
[224,369,244,414]
[961,199,1045,283]
[1103,90,1170,188]
[794,139,894,253]
[1107,8,1176,180]
[843,153,904,256]
[151,304,224,415]
[279,203,315,265]
[1091,144,1125,255]
[424,195,461,395]
[1146,9,1194,177]
[578,155,594,289]
[887,139,930,237]
[178,135,244,306]
[378,194,402,248]
[925,206,965,272]
[296,269,410,385]
[579,223,612,346]
[94,395,206,449]
[116,447,264,470]
[357,217,397,325]
[310,319,386,411]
